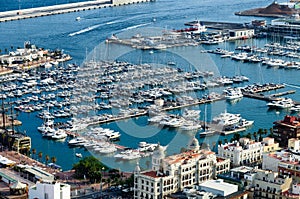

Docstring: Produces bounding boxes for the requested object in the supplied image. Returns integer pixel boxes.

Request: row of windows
[141,179,154,187]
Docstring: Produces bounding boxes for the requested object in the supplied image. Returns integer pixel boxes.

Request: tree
[269,128,274,138]
[253,132,257,141]
[51,156,57,164]
[263,129,268,135]
[246,133,252,139]
[38,152,43,162]
[31,148,36,159]
[72,156,107,183]
[232,132,241,142]
[218,140,222,146]
[45,155,50,165]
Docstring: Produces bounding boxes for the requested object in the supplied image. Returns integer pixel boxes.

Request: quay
[242,91,296,102]
[0,0,156,23]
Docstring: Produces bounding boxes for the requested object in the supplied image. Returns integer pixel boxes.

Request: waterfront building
[217,138,263,167]
[288,138,300,151]
[0,129,31,154]
[268,13,300,38]
[28,181,70,199]
[133,138,230,199]
[250,169,294,198]
[273,115,300,147]
[262,148,300,181]
[228,29,255,40]
[261,137,280,153]
[19,166,55,183]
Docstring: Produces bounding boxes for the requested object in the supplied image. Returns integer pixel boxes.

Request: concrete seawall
[0,0,155,23]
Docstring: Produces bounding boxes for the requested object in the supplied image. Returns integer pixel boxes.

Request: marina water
[0,0,299,172]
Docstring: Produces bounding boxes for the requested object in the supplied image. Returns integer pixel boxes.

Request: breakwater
[0,0,156,23]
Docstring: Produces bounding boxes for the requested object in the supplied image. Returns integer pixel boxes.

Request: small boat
[75,153,82,158]
[76,17,81,21]
[199,130,216,138]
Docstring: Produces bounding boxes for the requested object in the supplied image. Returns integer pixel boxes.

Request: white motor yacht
[68,137,87,146]
[212,112,241,127]
[267,98,294,109]
[52,129,68,140]
[224,87,243,100]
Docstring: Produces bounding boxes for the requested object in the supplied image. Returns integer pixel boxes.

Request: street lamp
[100,167,105,196]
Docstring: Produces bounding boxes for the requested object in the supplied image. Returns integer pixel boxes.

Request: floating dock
[0,0,156,23]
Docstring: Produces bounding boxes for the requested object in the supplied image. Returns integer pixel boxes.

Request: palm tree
[218,140,222,146]
[246,133,252,139]
[31,148,36,159]
[45,155,50,165]
[263,129,268,135]
[51,156,57,164]
[38,152,43,162]
[253,132,257,141]
[269,128,274,137]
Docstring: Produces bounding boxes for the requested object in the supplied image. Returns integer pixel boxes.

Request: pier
[0,0,156,23]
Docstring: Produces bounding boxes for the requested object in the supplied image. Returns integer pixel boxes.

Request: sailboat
[199,104,215,138]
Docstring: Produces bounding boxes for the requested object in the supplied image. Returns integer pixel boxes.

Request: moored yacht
[68,137,87,146]
[224,87,243,100]
[267,98,294,109]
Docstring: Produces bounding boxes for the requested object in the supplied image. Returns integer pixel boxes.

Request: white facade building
[218,138,263,166]
[228,29,255,39]
[28,181,70,199]
[134,138,230,199]
[288,138,300,151]
[199,179,238,197]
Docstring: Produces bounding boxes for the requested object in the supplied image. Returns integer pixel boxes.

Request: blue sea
[0,0,299,172]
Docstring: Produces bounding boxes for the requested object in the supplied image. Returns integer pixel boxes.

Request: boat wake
[120,22,152,32]
[283,83,300,89]
[68,24,102,37]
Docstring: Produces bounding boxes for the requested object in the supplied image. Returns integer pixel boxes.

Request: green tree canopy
[73,156,108,183]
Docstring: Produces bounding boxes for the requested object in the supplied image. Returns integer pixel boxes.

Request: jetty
[0,0,156,23]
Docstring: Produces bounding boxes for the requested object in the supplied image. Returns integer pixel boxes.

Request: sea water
[0,0,299,171]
